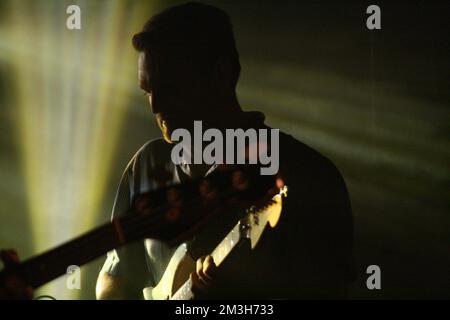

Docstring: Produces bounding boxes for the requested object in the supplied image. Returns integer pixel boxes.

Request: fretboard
[171,221,243,300]
[210,222,242,266]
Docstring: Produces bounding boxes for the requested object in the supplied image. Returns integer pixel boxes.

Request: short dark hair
[132,2,241,87]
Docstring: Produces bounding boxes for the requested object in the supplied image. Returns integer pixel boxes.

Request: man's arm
[96,156,150,300]
[96,272,127,300]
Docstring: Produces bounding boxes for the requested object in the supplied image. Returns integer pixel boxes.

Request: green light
[0,0,156,299]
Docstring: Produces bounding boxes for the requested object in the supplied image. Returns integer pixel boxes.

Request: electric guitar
[0,165,286,293]
[143,184,288,300]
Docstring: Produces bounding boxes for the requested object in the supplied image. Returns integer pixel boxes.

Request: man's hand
[189,255,217,299]
[0,249,33,300]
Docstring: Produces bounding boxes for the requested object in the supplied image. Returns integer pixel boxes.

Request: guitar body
[143,243,195,300]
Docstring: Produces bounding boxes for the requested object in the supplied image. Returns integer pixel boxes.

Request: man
[96,2,354,300]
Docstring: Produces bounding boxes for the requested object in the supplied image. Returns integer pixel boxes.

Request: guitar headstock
[121,165,286,247]
[240,185,288,249]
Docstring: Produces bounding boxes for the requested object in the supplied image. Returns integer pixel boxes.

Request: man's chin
[157,117,197,144]
[156,118,173,143]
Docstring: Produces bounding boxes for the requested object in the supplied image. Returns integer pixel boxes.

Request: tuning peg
[280,185,288,198]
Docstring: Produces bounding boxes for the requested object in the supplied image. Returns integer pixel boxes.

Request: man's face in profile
[138,52,170,143]
[138,50,207,143]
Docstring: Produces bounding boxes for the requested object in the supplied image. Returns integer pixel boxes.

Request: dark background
[0,0,449,299]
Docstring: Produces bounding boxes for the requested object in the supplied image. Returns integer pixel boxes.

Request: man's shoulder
[136,138,172,158]
[120,138,175,183]
[279,132,337,170]
[128,138,172,167]
[278,131,346,190]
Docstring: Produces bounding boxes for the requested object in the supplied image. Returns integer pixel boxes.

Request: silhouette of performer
[96,2,355,299]
[0,2,354,300]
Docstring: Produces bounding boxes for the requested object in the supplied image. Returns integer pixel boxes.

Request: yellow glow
[0,0,155,299]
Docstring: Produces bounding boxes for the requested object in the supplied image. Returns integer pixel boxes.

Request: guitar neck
[171,220,243,300]
[1,221,125,289]
[210,221,243,267]
[0,167,281,292]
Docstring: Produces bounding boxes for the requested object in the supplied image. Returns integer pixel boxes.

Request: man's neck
[197,97,265,131]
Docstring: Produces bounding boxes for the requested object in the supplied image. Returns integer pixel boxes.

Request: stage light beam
[0,0,156,299]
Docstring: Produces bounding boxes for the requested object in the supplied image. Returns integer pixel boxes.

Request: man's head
[132,2,241,142]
